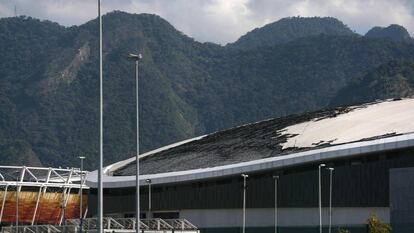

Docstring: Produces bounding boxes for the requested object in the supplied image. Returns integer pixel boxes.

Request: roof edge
[86,133,414,188]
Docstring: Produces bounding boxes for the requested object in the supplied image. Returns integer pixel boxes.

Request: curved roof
[86,98,414,188]
[280,99,414,148]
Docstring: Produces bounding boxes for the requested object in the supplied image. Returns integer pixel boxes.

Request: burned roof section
[113,98,414,176]
[114,107,346,176]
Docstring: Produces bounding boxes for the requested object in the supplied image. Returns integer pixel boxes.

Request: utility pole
[273,175,279,233]
[79,156,86,233]
[328,168,334,233]
[97,0,103,232]
[241,174,248,233]
[146,179,152,219]
[128,52,143,233]
[319,164,326,233]
[15,180,19,230]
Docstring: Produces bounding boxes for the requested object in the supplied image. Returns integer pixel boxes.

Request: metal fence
[1,217,199,233]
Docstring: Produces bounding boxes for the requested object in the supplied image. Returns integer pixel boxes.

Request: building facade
[87,98,414,233]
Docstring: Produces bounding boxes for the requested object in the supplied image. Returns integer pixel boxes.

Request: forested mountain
[365,24,413,42]
[1,12,414,169]
[228,16,356,49]
[331,61,414,106]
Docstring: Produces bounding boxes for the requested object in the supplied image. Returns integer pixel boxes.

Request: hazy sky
[0,0,413,45]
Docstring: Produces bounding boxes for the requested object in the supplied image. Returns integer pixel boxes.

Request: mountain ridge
[331,61,414,107]
[1,12,414,169]
[365,24,413,42]
[227,16,357,49]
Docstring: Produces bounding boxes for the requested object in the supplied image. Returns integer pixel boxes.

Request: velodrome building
[87,98,414,233]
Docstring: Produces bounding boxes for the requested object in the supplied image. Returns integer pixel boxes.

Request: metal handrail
[1,225,64,233]
[23,226,36,233]
[140,218,173,230]
[164,219,198,230]
[65,217,198,231]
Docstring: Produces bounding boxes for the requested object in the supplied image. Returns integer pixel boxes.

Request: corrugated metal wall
[390,167,414,233]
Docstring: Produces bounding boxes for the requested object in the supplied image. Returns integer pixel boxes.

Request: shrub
[367,214,391,233]
[337,228,350,233]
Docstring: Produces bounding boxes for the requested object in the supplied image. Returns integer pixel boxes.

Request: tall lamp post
[16,179,19,230]
[327,168,334,233]
[318,164,325,233]
[273,175,279,233]
[79,156,86,233]
[146,179,152,219]
[241,174,248,233]
[97,0,104,233]
[128,52,143,233]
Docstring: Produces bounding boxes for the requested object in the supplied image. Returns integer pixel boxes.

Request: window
[124,213,146,219]
[152,212,179,219]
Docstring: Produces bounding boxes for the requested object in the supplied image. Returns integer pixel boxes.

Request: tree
[367,214,391,233]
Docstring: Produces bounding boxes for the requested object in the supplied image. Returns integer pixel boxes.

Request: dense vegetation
[0,12,413,169]
[365,24,413,42]
[228,16,356,49]
[331,61,414,106]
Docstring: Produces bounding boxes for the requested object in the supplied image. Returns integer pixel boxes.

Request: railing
[68,217,198,231]
[67,217,182,231]
[1,225,71,233]
[66,217,150,231]
[164,219,198,230]
[2,218,199,233]
[140,218,172,230]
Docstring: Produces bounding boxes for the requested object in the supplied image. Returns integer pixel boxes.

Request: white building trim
[86,133,414,188]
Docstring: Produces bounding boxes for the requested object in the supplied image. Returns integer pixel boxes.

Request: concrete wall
[390,167,414,233]
[90,147,414,218]
[178,207,388,228]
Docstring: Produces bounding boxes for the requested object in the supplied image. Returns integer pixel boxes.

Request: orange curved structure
[0,166,88,226]
[0,190,87,225]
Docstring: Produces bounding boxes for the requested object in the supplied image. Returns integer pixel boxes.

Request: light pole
[79,156,86,233]
[97,0,104,233]
[128,52,143,233]
[241,174,248,233]
[318,163,325,233]
[16,179,19,230]
[327,168,334,233]
[146,179,151,219]
[273,175,279,233]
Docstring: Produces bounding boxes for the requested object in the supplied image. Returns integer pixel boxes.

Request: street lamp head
[328,167,334,171]
[241,174,249,178]
[273,175,279,179]
[128,53,143,61]
[146,179,151,183]
[319,163,326,168]
[79,156,86,160]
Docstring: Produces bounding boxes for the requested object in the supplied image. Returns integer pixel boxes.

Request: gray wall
[390,167,414,233]
[180,207,389,228]
[89,147,414,217]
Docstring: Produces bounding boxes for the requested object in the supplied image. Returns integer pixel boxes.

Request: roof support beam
[0,185,8,223]
[31,186,43,225]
